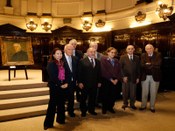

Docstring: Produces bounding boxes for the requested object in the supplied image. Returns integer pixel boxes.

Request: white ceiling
[0,0,174,33]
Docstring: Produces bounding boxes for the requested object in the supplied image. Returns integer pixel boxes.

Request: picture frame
[0,36,34,66]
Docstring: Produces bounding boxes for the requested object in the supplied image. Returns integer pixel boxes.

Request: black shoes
[68,112,76,117]
[139,107,146,111]
[130,106,137,110]
[122,105,128,110]
[102,109,107,114]
[56,120,65,124]
[108,109,115,114]
[44,125,53,130]
[150,109,155,113]
[139,107,155,113]
[88,111,97,115]
[81,113,86,117]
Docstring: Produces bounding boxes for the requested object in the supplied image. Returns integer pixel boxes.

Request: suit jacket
[84,52,103,61]
[141,52,162,81]
[78,57,101,88]
[47,60,68,88]
[63,55,78,85]
[101,56,121,81]
[119,54,140,83]
[75,50,83,62]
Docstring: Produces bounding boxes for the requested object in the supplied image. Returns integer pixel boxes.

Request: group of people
[43,39,162,130]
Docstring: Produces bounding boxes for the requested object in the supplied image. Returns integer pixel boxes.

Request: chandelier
[26,20,38,31]
[41,22,52,31]
[156,2,173,20]
[135,11,146,22]
[95,19,105,28]
[82,20,92,31]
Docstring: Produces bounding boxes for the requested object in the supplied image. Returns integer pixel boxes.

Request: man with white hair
[69,39,83,61]
[139,44,162,113]
[84,41,103,60]
[69,39,83,102]
[63,44,78,117]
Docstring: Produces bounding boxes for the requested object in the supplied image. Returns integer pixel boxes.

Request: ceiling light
[26,20,38,31]
[41,22,52,31]
[156,2,173,20]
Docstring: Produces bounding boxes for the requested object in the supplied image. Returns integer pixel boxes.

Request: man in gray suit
[119,45,140,110]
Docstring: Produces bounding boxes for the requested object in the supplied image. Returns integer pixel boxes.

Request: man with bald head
[119,45,140,110]
[63,44,78,117]
[139,44,162,113]
[78,47,101,117]
[84,41,103,60]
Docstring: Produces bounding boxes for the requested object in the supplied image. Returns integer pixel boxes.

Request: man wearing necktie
[119,45,140,110]
[63,44,78,117]
[129,55,133,61]
[90,58,95,68]
[69,39,84,102]
[78,47,101,117]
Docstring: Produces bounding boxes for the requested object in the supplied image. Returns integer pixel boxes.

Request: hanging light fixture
[41,22,52,32]
[95,19,105,28]
[135,11,146,22]
[82,20,92,31]
[156,2,173,20]
[26,20,38,31]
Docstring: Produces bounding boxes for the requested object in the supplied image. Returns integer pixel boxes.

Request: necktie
[68,56,72,71]
[129,55,133,61]
[110,59,115,66]
[90,58,94,67]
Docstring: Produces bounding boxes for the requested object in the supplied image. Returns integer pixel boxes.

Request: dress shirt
[65,53,72,71]
[88,57,95,67]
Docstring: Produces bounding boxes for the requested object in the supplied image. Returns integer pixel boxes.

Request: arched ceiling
[0,0,174,33]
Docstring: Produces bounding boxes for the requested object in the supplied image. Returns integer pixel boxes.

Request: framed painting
[0,36,34,66]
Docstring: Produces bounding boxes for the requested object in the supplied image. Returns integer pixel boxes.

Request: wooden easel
[8,65,28,81]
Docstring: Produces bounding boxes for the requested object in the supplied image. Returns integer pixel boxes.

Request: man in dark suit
[78,47,101,117]
[119,45,140,110]
[139,44,162,113]
[84,41,103,107]
[63,44,78,117]
[69,39,83,102]
[69,39,83,61]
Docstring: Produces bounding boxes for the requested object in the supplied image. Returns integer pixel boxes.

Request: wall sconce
[95,19,105,28]
[114,34,130,42]
[135,11,146,22]
[156,2,173,20]
[141,31,158,41]
[26,20,38,31]
[41,22,52,31]
[82,20,92,31]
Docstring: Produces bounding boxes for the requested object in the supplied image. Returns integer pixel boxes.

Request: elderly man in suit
[119,45,140,110]
[69,39,83,102]
[84,41,103,107]
[63,44,78,117]
[139,44,162,113]
[78,47,101,117]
